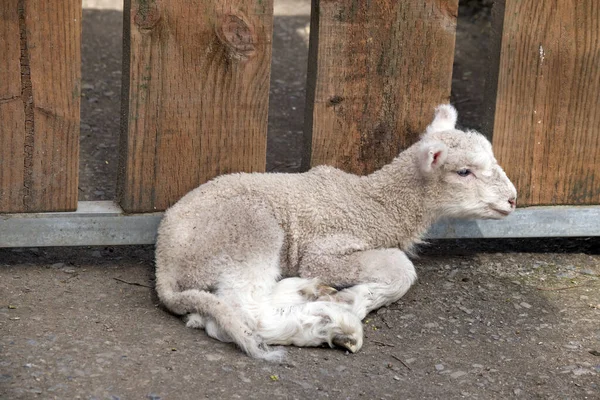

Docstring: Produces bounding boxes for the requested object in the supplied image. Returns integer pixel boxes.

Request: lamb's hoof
[332,334,361,353]
[299,281,338,301]
[316,284,338,299]
[185,313,205,329]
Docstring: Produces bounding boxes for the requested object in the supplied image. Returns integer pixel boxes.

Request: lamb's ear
[418,141,448,174]
[426,104,458,134]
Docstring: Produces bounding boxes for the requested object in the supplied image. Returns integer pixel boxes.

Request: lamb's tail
[156,278,284,361]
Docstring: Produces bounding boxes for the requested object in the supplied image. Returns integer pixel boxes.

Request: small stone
[514,388,523,395]
[50,263,66,269]
[423,322,438,329]
[435,364,445,371]
[458,306,473,315]
[82,83,95,90]
[520,302,532,309]
[448,269,459,279]
[572,368,593,376]
[450,371,467,379]
[62,268,76,274]
[471,364,483,369]
[393,375,400,381]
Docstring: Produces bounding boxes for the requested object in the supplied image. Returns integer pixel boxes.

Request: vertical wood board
[0,0,26,211]
[119,0,274,212]
[493,0,600,206]
[304,0,458,174]
[0,0,81,212]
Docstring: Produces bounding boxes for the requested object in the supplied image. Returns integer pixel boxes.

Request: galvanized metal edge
[426,205,600,239]
[0,201,162,248]
[0,202,598,248]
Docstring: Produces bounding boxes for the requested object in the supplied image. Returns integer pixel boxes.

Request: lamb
[154,104,517,360]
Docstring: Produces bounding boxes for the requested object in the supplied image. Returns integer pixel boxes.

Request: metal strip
[426,205,600,239]
[0,201,162,247]
[0,202,598,247]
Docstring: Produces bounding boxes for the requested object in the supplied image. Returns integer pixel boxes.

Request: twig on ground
[391,354,412,371]
[372,340,395,347]
[536,284,584,291]
[113,277,152,288]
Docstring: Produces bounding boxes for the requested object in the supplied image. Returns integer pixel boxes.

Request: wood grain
[493,0,600,206]
[0,0,81,212]
[303,0,458,174]
[118,0,273,212]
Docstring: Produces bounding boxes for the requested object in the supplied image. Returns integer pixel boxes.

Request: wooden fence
[0,0,599,245]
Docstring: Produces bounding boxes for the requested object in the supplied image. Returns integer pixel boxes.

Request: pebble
[393,375,400,381]
[520,302,532,309]
[572,368,593,376]
[205,353,223,361]
[579,269,597,276]
[458,306,473,315]
[50,262,66,269]
[450,371,467,379]
[435,364,445,371]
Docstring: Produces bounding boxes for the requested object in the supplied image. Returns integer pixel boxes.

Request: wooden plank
[492,0,600,206]
[119,0,273,212]
[0,0,81,212]
[303,0,459,174]
[0,0,26,212]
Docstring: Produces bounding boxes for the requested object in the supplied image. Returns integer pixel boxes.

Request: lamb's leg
[257,300,363,353]
[299,239,417,320]
[333,249,417,319]
[258,277,361,352]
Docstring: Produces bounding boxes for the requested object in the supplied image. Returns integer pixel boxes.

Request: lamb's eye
[457,169,471,177]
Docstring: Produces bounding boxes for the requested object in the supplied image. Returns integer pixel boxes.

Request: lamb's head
[416,104,517,220]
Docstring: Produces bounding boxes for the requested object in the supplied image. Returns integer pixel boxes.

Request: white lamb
[155,104,517,360]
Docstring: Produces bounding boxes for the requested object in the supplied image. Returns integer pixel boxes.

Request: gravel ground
[1,244,599,399]
[2,1,599,399]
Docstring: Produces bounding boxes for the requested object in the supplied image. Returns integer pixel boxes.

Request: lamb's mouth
[490,208,511,216]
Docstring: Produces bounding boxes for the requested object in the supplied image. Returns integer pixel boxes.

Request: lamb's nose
[508,197,517,208]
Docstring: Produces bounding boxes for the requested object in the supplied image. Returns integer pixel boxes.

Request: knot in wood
[216,14,256,60]
[134,1,160,30]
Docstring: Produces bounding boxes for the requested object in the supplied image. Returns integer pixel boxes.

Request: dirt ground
[2,1,600,399]
[1,243,599,399]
